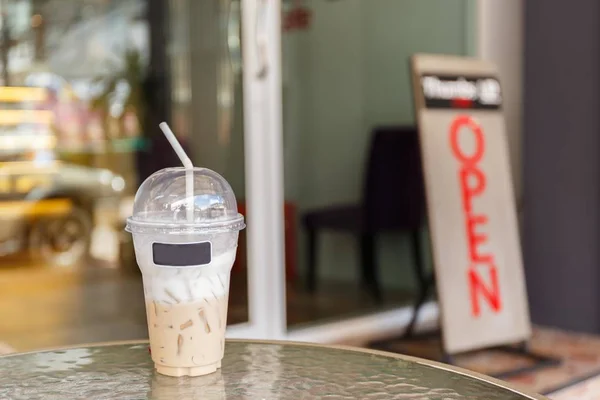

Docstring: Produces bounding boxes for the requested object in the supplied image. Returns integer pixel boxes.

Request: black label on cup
[152,242,212,267]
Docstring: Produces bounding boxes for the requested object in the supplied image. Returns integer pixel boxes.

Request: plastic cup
[126,167,245,377]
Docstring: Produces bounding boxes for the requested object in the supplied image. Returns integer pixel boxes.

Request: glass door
[170,0,478,343]
[280,0,476,343]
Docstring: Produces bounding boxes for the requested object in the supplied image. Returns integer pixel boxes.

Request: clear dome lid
[126,167,245,234]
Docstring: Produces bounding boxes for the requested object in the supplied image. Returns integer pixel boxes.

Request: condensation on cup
[126,124,244,377]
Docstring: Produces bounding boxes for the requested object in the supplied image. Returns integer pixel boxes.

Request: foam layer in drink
[142,249,236,303]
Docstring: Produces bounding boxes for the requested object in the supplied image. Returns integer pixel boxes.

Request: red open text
[449,115,502,317]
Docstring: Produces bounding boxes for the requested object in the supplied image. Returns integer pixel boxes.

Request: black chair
[302,126,426,302]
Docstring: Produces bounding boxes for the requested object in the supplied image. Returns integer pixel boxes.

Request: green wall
[283,0,477,290]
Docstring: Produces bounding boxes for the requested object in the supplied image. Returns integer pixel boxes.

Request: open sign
[412,54,530,355]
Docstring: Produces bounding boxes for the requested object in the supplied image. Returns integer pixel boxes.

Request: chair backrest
[363,126,426,232]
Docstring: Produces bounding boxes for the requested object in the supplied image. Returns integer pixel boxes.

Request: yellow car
[0,157,125,266]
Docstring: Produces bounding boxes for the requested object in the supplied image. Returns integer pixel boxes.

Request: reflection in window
[0,0,147,157]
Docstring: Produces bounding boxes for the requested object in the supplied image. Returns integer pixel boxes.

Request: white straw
[159,122,194,222]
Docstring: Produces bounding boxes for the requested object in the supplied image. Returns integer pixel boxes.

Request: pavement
[0,257,148,352]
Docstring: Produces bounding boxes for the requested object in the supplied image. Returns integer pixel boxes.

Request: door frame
[226,0,287,340]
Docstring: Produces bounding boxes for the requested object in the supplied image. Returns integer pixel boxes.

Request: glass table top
[0,340,547,399]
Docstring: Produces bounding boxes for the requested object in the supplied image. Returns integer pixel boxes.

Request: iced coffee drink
[143,251,235,376]
[127,165,244,377]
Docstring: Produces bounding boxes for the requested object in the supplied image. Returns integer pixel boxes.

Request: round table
[0,340,547,399]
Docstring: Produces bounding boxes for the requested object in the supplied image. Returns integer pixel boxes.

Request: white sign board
[411,54,531,354]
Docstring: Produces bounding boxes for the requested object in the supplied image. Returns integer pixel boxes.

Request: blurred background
[0,0,595,387]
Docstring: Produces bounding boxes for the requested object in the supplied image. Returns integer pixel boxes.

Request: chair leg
[306,229,317,292]
[403,274,435,339]
[410,229,426,286]
[404,229,430,338]
[360,234,382,303]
